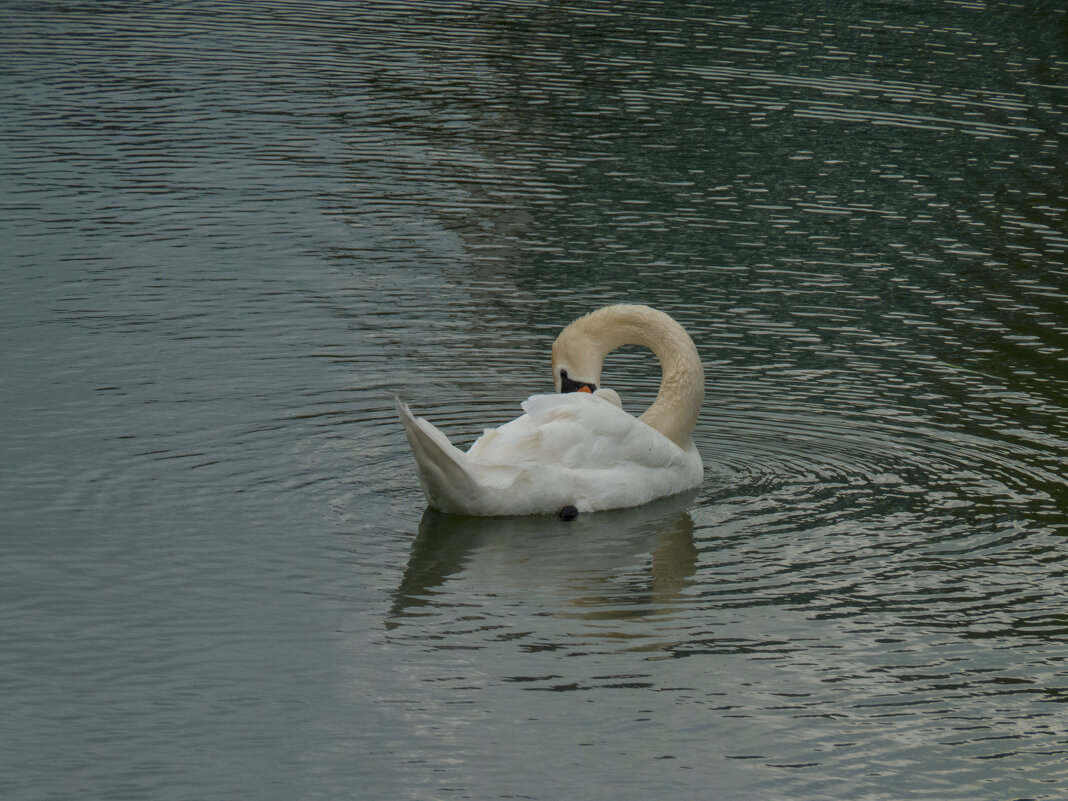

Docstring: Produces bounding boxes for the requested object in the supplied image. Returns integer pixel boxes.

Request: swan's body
[397,304,704,516]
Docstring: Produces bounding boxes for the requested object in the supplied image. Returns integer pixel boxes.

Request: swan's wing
[396,398,521,513]
[469,393,688,471]
[467,393,702,513]
[526,393,688,470]
[396,398,471,493]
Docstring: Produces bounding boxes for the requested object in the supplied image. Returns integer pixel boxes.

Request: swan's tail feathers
[395,397,480,514]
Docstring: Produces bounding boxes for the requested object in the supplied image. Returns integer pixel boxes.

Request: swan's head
[551,325,604,394]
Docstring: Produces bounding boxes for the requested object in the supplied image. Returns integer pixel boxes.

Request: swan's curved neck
[554,305,704,447]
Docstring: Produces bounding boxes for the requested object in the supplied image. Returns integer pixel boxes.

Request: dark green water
[2,2,1066,799]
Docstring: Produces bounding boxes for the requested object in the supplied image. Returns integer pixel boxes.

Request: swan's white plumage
[397,304,705,517]
[397,392,702,516]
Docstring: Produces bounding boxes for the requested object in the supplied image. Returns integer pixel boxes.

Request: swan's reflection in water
[388,492,699,653]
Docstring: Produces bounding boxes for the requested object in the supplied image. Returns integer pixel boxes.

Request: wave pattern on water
[2,2,1066,801]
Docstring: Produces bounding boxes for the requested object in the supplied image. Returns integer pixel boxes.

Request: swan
[396,304,704,517]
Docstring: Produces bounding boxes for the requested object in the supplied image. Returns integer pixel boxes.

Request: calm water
[2,2,1067,799]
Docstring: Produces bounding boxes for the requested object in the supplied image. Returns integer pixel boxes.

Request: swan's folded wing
[522,393,689,470]
[466,412,545,465]
[396,398,522,512]
[396,399,477,508]
[470,393,691,471]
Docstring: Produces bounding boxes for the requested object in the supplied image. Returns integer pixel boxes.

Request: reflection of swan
[388,491,699,632]
[397,305,704,516]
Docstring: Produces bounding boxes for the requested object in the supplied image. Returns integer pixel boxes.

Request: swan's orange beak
[577,386,593,393]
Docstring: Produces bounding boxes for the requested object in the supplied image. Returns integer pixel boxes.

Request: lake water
[2,2,1066,799]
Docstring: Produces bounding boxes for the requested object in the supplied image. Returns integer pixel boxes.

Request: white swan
[396,304,704,516]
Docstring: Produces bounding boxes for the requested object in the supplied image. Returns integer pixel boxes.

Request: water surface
[2,2,1066,800]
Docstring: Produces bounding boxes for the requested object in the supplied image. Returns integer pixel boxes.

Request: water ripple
[3,2,1067,800]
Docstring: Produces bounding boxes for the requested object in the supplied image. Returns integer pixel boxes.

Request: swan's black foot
[558,505,579,521]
